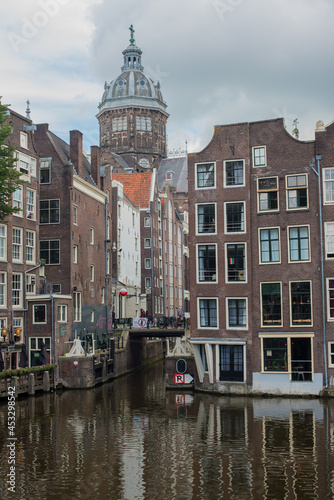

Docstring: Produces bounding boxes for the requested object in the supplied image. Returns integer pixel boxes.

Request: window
[224,160,244,187]
[33,305,46,324]
[290,281,312,326]
[226,244,246,282]
[26,189,35,219]
[145,258,151,269]
[40,158,51,184]
[325,222,334,259]
[324,168,334,204]
[20,132,28,149]
[197,244,217,282]
[196,204,216,234]
[0,225,6,260]
[257,177,278,212]
[40,200,60,224]
[13,188,22,211]
[40,240,60,265]
[73,292,81,322]
[327,279,334,321]
[262,337,312,380]
[29,337,51,367]
[0,273,6,307]
[107,250,111,275]
[58,305,67,323]
[136,117,151,131]
[145,277,151,289]
[288,226,310,262]
[73,205,78,225]
[261,283,282,326]
[101,287,105,304]
[12,228,22,261]
[144,238,151,248]
[73,245,78,264]
[18,153,30,174]
[259,228,280,263]
[286,174,308,209]
[253,146,266,167]
[113,116,127,131]
[12,274,22,307]
[220,345,244,382]
[90,265,95,282]
[328,342,334,368]
[225,202,245,233]
[227,298,247,328]
[196,162,215,189]
[26,274,36,294]
[144,217,151,227]
[26,230,35,263]
[90,227,94,245]
[198,298,218,328]
[53,284,61,294]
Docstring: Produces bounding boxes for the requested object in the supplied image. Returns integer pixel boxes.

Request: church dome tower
[97,26,169,170]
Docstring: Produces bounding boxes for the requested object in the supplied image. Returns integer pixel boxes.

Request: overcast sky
[1,0,334,154]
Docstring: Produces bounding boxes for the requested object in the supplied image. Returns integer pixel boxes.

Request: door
[220,345,244,382]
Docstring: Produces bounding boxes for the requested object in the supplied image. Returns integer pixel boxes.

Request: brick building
[188,117,334,396]
[0,108,41,369]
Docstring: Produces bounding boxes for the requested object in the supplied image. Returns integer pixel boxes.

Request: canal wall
[0,370,54,398]
[58,335,164,389]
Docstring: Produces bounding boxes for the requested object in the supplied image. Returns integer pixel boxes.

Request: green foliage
[0,364,56,379]
[0,99,25,222]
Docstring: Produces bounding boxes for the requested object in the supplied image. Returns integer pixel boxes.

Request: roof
[47,131,96,187]
[112,172,154,208]
[157,156,188,193]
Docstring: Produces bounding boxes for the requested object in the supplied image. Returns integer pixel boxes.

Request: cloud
[1,0,334,153]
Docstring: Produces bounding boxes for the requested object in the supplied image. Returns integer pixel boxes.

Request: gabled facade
[188,117,334,396]
[0,109,40,369]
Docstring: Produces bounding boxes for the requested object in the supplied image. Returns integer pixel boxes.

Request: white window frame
[323,168,334,205]
[73,245,78,264]
[257,177,279,213]
[325,222,334,259]
[197,297,219,329]
[225,242,247,283]
[327,278,334,322]
[260,282,282,328]
[26,188,36,220]
[90,227,94,245]
[145,258,151,269]
[226,297,248,330]
[40,158,51,184]
[0,225,7,261]
[196,243,218,284]
[73,291,82,322]
[12,227,23,262]
[259,227,281,264]
[286,174,308,211]
[196,203,217,235]
[58,305,68,323]
[287,225,311,263]
[20,131,28,149]
[12,273,22,307]
[195,162,216,190]
[33,304,47,324]
[26,230,35,264]
[252,146,267,167]
[26,274,36,295]
[90,265,95,282]
[224,201,246,234]
[224,159,245,188]
[328,341,334,368]
[145,277,151,289]
[73,205,78,225]
[289,280,313,327]
[0,272,6,308]
[13,188,23,214]
[144,238,151,248]
[144,217,151,227]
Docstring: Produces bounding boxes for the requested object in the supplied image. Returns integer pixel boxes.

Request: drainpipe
[146,207,154,318]
[310,155,328,388]
[24,261,44,345]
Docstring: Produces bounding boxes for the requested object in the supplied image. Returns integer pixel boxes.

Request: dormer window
[166,172,174,181]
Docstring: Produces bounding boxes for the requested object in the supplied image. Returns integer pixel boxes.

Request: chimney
[90,145,101,190]
[70,130,83,178]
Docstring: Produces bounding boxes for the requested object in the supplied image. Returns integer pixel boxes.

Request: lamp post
[310,155,328,388]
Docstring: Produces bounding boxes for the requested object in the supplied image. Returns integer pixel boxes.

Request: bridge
[129,327,185,338]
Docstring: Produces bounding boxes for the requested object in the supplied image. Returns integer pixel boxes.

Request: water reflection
[0,362,334,499]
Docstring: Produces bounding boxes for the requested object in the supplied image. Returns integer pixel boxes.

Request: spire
[129,24,135,45]
[26,100,31,120]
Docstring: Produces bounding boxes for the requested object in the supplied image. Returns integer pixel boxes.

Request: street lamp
[310,155,328,388]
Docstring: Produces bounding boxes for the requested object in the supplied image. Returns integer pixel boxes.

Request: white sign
[133,317,148,328]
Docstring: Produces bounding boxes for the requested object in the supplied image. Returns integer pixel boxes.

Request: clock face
[138,158,150,169]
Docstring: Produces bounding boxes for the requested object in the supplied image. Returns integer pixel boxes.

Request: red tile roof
[112,172,153,208]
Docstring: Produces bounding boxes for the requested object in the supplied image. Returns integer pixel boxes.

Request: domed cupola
[97,26,169,169]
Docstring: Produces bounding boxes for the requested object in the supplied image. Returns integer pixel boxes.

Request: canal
[1,361,334,500]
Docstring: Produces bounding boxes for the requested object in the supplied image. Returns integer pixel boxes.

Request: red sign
[120,288,128,296]
[174,374,185,384]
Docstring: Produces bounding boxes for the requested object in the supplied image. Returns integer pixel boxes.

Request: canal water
[1,361,334,500]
